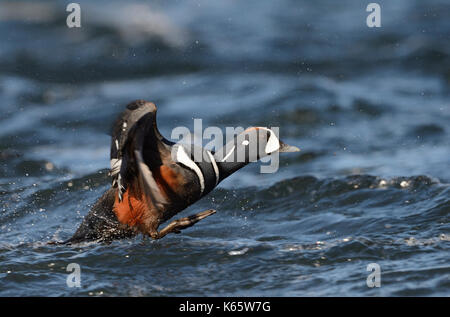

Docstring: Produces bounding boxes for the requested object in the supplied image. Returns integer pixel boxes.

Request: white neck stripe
[207,151,220,186]
[176,145,205,196]
[221,145,235,162]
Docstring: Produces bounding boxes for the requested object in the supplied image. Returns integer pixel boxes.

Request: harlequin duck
[62,100,299,244]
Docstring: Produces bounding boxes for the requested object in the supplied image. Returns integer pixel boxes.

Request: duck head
[213,126,300,182]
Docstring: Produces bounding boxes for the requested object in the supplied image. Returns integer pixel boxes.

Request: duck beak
[278,140,300,153]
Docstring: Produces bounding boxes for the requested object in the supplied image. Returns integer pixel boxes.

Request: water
[0,0,449,296]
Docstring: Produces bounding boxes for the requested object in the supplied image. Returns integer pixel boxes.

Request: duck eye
[242,140,249,146]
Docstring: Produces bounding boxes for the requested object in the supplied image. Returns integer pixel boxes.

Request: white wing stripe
[110,158,122,175]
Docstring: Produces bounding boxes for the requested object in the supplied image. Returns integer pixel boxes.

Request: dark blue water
[0,0,449,296]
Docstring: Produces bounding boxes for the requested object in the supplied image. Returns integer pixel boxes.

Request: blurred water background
[0,0,449,296]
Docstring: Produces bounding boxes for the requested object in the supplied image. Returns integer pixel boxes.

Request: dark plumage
[61,100,299,244]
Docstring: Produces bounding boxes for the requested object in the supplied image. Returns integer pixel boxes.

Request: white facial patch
[259,128,280,154]
[175,145,205,195]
